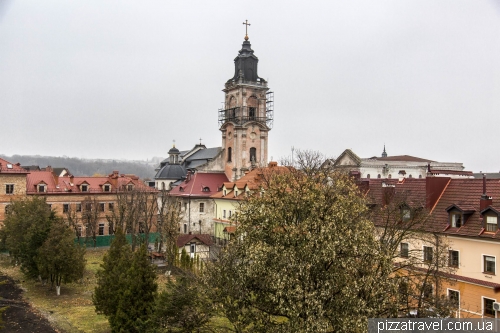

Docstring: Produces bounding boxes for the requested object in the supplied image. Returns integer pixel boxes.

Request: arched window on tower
[227,147,232,162]
[250,147,257,163]
[247,96,258,121]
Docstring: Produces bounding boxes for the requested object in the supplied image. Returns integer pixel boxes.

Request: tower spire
[382,144,387,158]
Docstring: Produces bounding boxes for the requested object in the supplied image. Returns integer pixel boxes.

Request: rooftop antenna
[291,146,295,166]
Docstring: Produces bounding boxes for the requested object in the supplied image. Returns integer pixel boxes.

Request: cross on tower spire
[242,20,251,41]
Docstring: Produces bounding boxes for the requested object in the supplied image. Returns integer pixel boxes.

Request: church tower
[218,23,274,181]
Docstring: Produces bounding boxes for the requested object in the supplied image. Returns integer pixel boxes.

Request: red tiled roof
[176,234,213,247]
[0,158,29,174]
[211,164,289,200]
[431,178,500,239]
[170,172,228,197]
[26,170,155,194]
[224,226,237,233]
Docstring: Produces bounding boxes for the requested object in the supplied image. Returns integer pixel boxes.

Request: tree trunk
[56,285,61,296]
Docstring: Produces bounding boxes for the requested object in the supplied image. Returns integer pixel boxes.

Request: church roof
[155,163,186,180]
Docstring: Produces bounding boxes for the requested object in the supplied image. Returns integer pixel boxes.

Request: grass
[0,247,110,333]
[0,248,209,333]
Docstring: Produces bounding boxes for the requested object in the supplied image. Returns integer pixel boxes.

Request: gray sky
[1,1,499,172]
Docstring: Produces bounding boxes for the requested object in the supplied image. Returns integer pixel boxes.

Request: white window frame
[5,184,14,195]
[482,296,497,318]
[486,215,498,232]
[450,212,462,228]
[423,245,433,262]
[447,288,460,317]
[483,254,496,275]
[448,249,460,267]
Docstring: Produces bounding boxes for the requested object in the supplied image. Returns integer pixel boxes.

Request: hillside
[0,154,160,180]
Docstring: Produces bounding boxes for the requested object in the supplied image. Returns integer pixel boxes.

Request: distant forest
[1,154,159,180]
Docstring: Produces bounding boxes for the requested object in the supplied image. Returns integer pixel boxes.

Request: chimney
[480,174,493,211]
[186,170,192,183]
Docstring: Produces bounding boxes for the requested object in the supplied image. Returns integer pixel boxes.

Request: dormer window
[81,184,88,192]
[400,205,411,222]
[103,184,111,192]
[223,190,227,196]
[481,207,500,233]
[450,212,462,228]
[486,216,498,232]
[202,187,210,192]
[179,187,184,192]
[38,184,46,193]
[127,184,133,191]
[446,204,475,228]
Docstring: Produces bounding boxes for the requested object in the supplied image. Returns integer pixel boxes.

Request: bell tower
[218,23,274,181]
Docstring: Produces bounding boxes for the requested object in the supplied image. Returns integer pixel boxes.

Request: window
[366,174,370,179]
[63,204,69,213]
[190,243,196,258]
[401,207,411,222]
[76,203,82,212]
[99,203,105,212]
[377,174,381,179]
[199,203,204,213]
[486,215,498,232]
[229,210,232,217]
[423,246,433,262]
[227,147,232,162]
[108,203,114,210]
[5,184,13,194]
[408,174,413,178]
[249,107,256,120]
[450,212,462,228]
[223,210,226,218]
[202,187,210,192]
[448,289,459,308]
[38,184,46,193]
[103,184,111,192]
[484,255,496,274]
[127,184,133,191]
[449,250,459,267]
[98,223,105,236]
[484,298,496,318]
[183,223,187,234]
[223,190,227,196]
[250,147,256,163]
[76,226,82,237]
[81,184,88,192]
[423,283,433,300]
[400,243,409,258]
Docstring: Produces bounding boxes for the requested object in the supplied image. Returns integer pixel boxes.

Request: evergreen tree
[2,196,55,279]
[112,244,158,333]
[36,217,86,295]
[94,230,158,333]
[93,228,132,323]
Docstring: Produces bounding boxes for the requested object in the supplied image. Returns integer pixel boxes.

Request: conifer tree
[93,228,131,323]
[112,244,158,332]
[37,217,86,295]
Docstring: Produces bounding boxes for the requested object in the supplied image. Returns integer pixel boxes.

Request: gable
[334,149,361,167]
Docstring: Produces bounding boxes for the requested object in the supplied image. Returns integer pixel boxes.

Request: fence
[74,232,161,247]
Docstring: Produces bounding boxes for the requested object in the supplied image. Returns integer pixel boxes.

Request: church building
[161,27,274,239]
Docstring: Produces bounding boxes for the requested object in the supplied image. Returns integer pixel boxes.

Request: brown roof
[372,155,434,163]
[176,234,213,247]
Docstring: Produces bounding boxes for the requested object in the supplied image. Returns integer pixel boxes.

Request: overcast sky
[1,1,499,172]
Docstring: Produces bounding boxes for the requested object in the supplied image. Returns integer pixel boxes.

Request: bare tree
[156,189,182,266]
[81,196,101,248]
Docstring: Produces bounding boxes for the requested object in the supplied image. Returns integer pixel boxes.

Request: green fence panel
[74,232,161,248]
